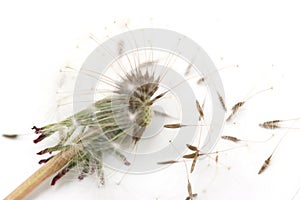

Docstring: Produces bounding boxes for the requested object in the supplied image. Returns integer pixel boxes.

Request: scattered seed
[215,151,219,163]
[186,144,198,151]
[217,92,227,112]
[226,101,245,122]
[2,134,18,139]
[164,123,184,129]
[157,160,179,165]
[221,135,241,143]
[258,154,272,174]
[259,120,281,129]
[196,100,204,120]
[187,180,193,200]
[183,152,198,159]
[226,87,273,122]
[190,152,198,173]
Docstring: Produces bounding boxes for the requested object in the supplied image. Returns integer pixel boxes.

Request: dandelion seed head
[11,24,227,200]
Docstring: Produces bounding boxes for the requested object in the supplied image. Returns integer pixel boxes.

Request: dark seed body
[2,134,18,139]
[258,155,272,174]
[221,135,241,143]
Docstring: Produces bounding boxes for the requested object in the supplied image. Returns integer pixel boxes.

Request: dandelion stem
[4,148,80,200]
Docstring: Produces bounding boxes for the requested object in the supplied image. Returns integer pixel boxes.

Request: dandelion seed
[258,154,272,174]
[164,123,185,129]
[190,152,198,173]
[186,144,198,152]
[217,92,227,112]
[226,87,273,122]
[183,152,199,159]
[259,120,281,129]
[196,100,204,120]
[2,134,18,139]
[257,125,293,175]
[215,151,219,163]
[157,160,179,165]
[221,135,241,143]
[226,101,245,122]
[164,123,206,129]
[185,144,200,173]
[259,117,300,130]
[187,180,193,200]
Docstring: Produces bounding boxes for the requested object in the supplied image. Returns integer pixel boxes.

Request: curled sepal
[51,159,77,186]
[38,156,54,164]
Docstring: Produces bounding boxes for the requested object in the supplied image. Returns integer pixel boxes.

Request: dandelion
[6,65,166,199]
[4,27,225,200]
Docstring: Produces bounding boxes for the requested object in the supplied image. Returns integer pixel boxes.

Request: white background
[1,0,300,200]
